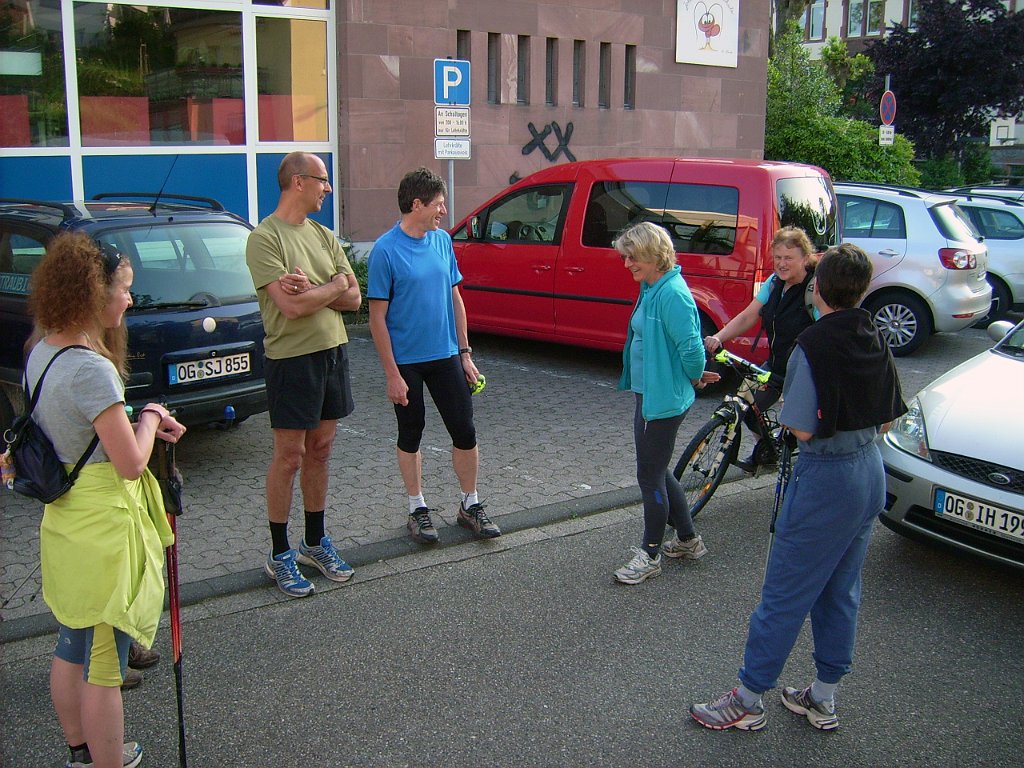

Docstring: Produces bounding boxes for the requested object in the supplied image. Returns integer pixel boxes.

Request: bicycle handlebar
[713,348,772,385]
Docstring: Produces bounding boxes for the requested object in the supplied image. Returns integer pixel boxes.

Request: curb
[0,486,642,646]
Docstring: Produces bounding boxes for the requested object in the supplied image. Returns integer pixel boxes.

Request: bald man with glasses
[246,151,362,598]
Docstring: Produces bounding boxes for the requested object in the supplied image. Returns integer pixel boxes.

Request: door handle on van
[565,266,584,273]
[878,248,900,257]
[532,264,552,271]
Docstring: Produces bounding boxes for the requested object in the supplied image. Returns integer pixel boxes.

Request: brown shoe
[121,667,143,691]
[128,641,160,669]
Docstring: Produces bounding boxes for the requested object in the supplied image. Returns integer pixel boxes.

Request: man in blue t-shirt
[367,167,501,544]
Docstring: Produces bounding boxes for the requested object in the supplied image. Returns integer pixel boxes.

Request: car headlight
[884,397,931,460]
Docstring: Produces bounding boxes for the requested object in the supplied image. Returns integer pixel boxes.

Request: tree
[867,0,1024,161]
[766,22,840,128]
[765,22,919,185]
[820,37,875,121]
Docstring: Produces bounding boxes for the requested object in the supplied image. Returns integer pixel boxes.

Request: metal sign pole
[448,159,455,228]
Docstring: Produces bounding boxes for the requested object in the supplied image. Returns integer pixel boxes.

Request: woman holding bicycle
[26,233,186,768]
[704,226,817,472]
[612,222,719,585]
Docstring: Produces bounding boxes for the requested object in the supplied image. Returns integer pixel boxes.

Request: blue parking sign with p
[434,59,471,106]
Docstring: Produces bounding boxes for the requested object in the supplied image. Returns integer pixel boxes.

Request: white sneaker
[663,534,708,560]
[613,547,662,584]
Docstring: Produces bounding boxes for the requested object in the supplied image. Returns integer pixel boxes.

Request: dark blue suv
[0,194,267,431]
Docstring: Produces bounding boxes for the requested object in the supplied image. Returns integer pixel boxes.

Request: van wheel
[972,278,1011,329]
[863,292,932,357]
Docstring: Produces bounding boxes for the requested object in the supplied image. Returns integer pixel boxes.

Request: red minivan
[451,157,839,363]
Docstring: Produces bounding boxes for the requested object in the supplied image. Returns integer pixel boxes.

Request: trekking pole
[157,438,188,768]
[763,429,793,582]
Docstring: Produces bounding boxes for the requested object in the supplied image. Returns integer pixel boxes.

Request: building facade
[2,0,772,238]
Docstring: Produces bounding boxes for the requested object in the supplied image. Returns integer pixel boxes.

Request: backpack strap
[23,345,91,415]
[804,274,817,321]
[22,344,101,477]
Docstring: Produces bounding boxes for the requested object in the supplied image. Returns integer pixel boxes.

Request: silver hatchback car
[949,193,1024,323]
[835,182,991,356]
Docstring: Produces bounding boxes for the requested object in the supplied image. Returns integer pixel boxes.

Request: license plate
[934,488,1024,543]
[168,352,250,385]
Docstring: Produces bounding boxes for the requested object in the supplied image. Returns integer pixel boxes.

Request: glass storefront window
[255,17,328,142]
[253,0,328,9]
[73,3,244,146]
[0,1,68,148]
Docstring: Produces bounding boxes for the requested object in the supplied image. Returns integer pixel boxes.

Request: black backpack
[2,346,99,504]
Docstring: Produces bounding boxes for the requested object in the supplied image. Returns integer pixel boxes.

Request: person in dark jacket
[689,243,907,732]
[704,226,818,472]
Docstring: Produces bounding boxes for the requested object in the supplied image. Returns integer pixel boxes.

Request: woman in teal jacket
[613,222,718,584]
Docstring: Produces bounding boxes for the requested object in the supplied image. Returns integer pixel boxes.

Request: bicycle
[673,349,796,519]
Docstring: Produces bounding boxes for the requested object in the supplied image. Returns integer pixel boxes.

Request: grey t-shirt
[24,342,124,464]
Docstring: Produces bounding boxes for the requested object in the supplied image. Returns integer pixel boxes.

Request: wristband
[139,407,165,422]
[459,347,472,355]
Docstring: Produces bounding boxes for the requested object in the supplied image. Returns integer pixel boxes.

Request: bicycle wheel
[673,411,741,519]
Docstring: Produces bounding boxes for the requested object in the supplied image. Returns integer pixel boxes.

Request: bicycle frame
[709,349,781,473]
[674,349,794,518]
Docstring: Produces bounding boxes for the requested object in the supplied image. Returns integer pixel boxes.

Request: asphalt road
[3,493,1022,767]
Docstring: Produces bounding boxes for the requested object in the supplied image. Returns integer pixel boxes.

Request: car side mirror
[988,320,1014,343]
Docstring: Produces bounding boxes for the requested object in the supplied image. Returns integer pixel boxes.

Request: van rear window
[582,181,738,255]
[776,177,838,251]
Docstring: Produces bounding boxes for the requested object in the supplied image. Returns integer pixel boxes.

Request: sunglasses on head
[98,243,126,275]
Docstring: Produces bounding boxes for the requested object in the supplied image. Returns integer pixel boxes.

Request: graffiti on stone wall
[522,121,576,164]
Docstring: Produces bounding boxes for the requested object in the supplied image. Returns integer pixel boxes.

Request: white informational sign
[435,107,470,137]
[434,138,471,160]
[675,0,738,68]
[879,125,895,146]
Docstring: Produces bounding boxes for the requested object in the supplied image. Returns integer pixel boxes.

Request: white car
[879,319,1024,570]
[948,185,1024,204]
[950,193,1024,323]
[835,182,992,356]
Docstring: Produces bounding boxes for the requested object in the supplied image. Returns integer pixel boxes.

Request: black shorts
[265,344,354,430]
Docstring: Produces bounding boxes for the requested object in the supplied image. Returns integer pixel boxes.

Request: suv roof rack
[91,192,225,211]
[948,184,1024,193]
[949,192,1024,208]
[834,181,954,200]
[0,198,81,219]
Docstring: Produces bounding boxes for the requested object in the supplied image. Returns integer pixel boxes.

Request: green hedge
[766,115,920,185]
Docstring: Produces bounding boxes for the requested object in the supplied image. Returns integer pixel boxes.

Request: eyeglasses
[296,173,330,185]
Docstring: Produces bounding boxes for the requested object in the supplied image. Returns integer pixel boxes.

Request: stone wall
[336,0,770,240]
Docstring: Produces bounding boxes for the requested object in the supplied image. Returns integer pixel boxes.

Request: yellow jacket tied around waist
[40,463,174,647]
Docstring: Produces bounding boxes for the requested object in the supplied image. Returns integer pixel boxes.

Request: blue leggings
[738,441,885,693]
[633,394,695,551]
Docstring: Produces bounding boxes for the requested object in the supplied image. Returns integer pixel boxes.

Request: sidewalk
[0,325,764,642]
